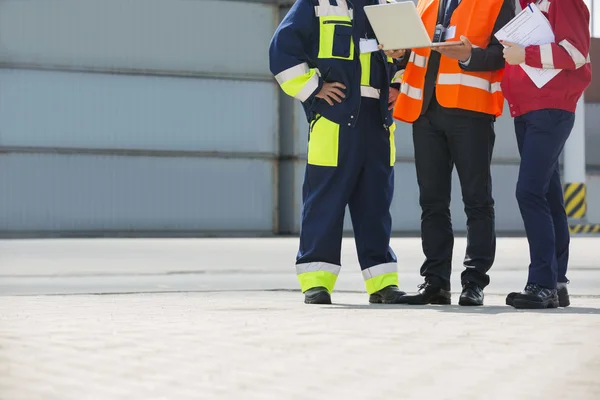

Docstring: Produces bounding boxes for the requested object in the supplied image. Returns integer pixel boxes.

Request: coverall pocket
[308,115,340,167]
[318,18,354,60]
[389,123,396,167]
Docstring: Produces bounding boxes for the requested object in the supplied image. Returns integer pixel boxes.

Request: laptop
[364,1,463,50]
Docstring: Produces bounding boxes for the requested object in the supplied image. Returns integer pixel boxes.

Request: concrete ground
[1,237,600,400]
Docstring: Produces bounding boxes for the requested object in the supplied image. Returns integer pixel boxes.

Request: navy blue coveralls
[269,0,402,294]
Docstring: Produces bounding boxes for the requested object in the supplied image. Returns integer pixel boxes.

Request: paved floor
[1,238,600,400]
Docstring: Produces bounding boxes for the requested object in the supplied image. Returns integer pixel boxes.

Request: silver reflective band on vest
[361,262,397,280]
[409,52,428,68]
[315,0,353,19]
[401,82,423,100]
[361,86,380,99]
[296,262,342,276]
[437,73,502,93]
[274,63,310,85]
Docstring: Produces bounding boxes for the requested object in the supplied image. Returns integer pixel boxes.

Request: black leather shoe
[304,287,331,304]
[396,281,451,305]
[507,282,570,307]
[369,285,407,304]
[511,283,559,309]
[459,282,484,306]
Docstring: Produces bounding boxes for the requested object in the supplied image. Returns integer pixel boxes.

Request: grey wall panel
[0,69,278,154]
[0,0,276,77]
[291,161,523,234]
[0,154,274,232]
[586,174,600,222]
[585,103,600,168]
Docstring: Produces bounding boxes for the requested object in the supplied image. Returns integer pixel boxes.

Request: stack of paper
[494,3,560,88]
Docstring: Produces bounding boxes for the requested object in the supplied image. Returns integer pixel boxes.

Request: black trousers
[412,97,496,290]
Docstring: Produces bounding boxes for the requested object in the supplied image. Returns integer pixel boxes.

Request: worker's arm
[459,0,516,72]
[521,0,590,70]
[269,0,323,103]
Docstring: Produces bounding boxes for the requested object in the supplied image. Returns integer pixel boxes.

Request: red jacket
[501,0,592,117]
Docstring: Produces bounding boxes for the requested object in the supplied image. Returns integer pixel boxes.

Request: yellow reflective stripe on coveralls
[307,116,340,167]
[296,262,342,293]
[362,263,398,294]
[275,63,320,102]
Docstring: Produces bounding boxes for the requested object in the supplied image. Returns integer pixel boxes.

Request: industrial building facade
[0,0,598,236]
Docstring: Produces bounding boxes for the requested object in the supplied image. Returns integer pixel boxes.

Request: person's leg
[296,115,361,301]
[397,101,453,305]
[547,162,570,285]
[346,99,404,303]
[445,113,496,295]
[512,110,574,309]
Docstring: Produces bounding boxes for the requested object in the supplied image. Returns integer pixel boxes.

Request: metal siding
[0,69,277,154]
[585,103,600,168]
[0,0,276,78]
[292,161,524,234]
[586,174,600,222]
[0,154,274,231]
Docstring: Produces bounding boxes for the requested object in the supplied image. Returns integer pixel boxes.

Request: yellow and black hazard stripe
[569,224,600,234]
[564,183,586,219]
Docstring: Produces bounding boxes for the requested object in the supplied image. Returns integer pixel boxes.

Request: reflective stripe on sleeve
[559,39,588,69]
[540,44,554,69]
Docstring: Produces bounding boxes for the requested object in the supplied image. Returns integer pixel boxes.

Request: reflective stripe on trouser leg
[296,262,341,293]
[362,263,398,294]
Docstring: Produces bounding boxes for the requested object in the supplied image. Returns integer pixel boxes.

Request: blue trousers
[514,109,575,289]
[295,98,397,294]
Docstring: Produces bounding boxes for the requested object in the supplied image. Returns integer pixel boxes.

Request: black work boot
[369,285,407,304]
[459,282,484,306]
[507,282,570,307]
[304,287,332,304]
[511,283,559,309]
[396,281,451,305]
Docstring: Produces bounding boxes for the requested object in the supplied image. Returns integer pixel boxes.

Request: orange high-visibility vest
[393,0,505,123]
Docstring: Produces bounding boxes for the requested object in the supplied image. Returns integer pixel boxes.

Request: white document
[494,3,560,88]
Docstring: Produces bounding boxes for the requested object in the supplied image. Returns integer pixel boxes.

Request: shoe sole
[304,292,332,305]
[512,297,559,309]
[458,297,483,306]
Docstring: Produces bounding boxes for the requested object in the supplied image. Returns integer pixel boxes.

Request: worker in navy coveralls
[269,0,408,304]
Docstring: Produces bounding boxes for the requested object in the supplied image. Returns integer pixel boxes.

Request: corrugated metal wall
[0,0,598,236]
[0,0,279,235]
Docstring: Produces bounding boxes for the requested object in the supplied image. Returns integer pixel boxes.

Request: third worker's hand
[434,36,472,62]
[388,87,399,110]
[316,82,346,106]
[378,44,406,59]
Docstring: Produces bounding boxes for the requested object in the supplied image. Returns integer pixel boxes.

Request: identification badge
[360,38,379,54]
[445,26,457,40]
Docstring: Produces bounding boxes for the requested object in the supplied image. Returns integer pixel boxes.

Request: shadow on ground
[326,304,600,315]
